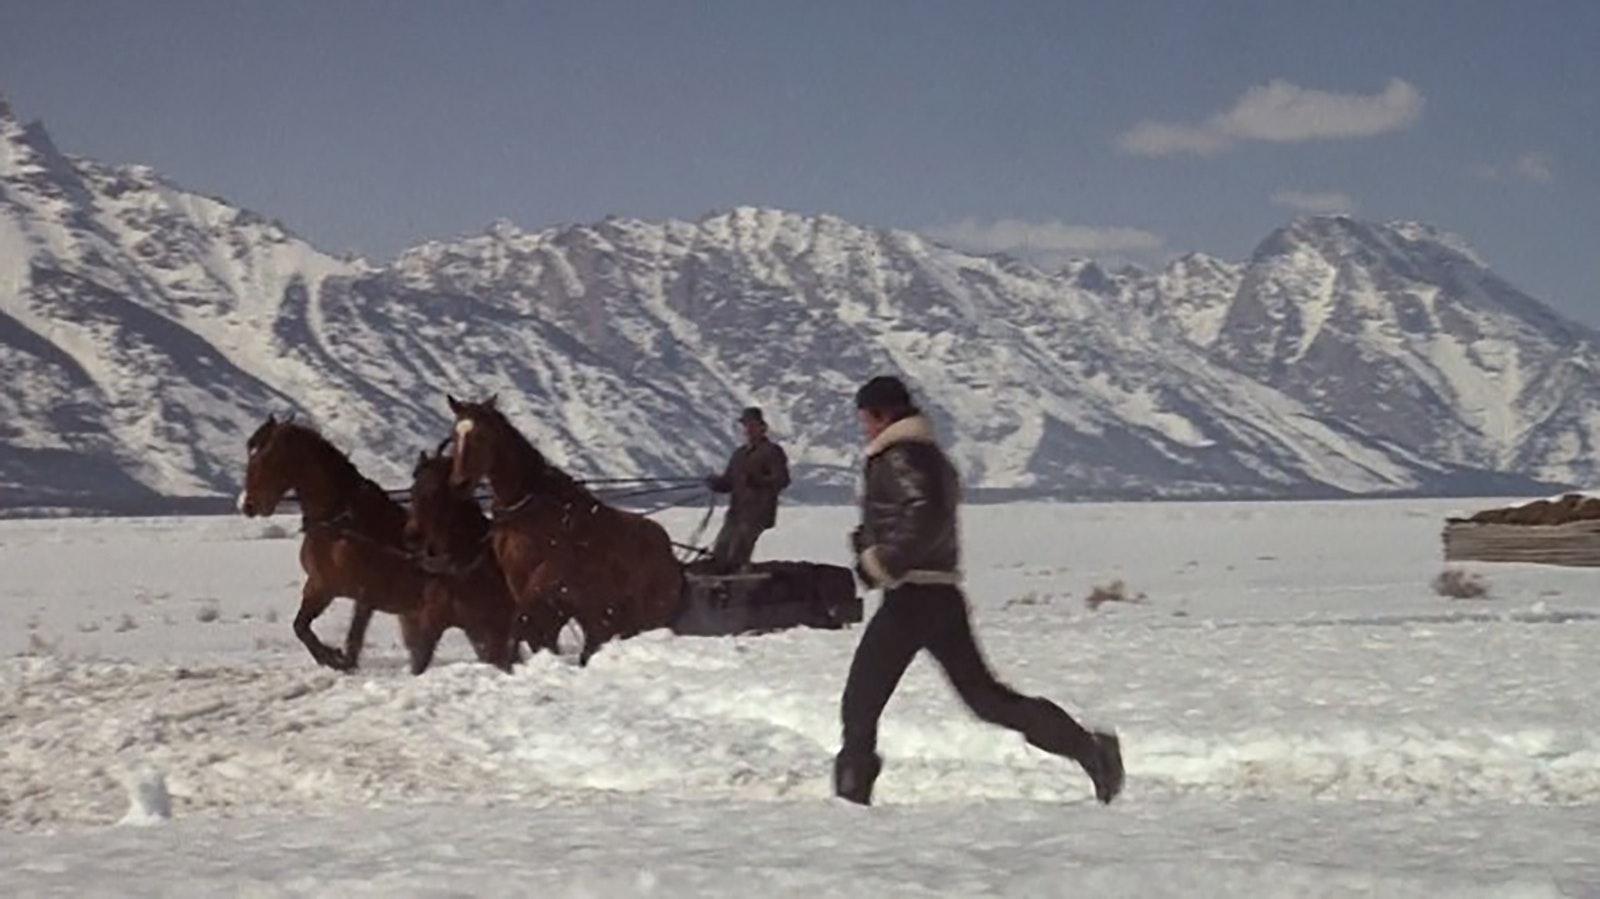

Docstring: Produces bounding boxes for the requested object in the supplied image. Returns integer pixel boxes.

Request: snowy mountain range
[1,96,1593,513]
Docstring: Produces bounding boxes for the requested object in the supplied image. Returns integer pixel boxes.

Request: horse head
[405,440,471,561]
[239,413,293,517]
[446,393,502,492]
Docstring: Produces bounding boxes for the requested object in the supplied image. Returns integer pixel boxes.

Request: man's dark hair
[855,375,919,421]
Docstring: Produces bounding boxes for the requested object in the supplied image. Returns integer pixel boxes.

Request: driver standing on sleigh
[704,406,791,573]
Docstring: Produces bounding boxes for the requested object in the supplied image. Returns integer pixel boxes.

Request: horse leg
[573,604,611,668]
[294,584,352,671]
[450,598,512,673]
[398,611,421,663]
[467,617,516,674]
[454,577,518,673]
[404,602,449,676]
[513,565,569,658]
[341,601,376,671]
[476,600,519,674]
[518,598,565,657]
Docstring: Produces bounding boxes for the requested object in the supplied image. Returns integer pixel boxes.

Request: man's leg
[709,516,739,573]
[728,522,762,570]
[836,592,926,805]
[922,586,1123,804]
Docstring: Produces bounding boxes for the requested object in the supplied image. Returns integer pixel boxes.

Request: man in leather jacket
[705,407,791,573]
[835,375,1124,807]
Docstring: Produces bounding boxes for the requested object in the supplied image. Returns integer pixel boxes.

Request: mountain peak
[1384,220,1489,267]
[484,217,527,240]
[1167,251,1233,272]
[1251,214,1386,262]
[0,94,25,145]
[1249,215,1493,274]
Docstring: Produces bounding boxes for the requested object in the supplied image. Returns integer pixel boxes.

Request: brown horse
[403,446,523,669]
[237,414,511,674]
[445,394,684,665]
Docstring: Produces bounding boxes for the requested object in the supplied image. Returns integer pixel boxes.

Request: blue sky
[1,0,1596,322]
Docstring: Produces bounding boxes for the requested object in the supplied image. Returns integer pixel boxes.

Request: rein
[301,504,417,563]
[675,493,718,562]
[479,478,717,564]
[307,504,497,579]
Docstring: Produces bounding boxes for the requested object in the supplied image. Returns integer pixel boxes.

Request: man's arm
[706,451,735,493]
[749,443,790,491]
[858,449,938,587]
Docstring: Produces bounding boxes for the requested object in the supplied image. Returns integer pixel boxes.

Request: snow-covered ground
[3,499,1600,896]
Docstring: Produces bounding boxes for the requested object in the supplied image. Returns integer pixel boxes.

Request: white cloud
[923,218,1165,270]
[1513,151,1555,182]
[1270,190,1358,215]
[1470,150,1556,183]
[1116,123,1231,158]
[1118,78,1424,157]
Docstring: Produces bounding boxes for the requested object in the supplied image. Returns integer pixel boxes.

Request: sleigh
[673,560,864,636]
[242,400,864,671]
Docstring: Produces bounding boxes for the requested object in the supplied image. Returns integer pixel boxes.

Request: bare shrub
[258,523,292,540]
[1004,591,1051,610]
[195,601,222,624]
[116,614,139,633]
[1086,580,1147,611]
[1433,568,1490,600]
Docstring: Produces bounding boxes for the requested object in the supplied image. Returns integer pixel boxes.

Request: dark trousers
[710,516,764,572]
[838,584,1096,771]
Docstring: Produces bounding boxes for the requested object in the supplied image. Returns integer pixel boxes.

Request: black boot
[833,751,882,806]
[1086,731,1123,805]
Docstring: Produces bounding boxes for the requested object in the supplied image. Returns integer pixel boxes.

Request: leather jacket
[854,414,961,588]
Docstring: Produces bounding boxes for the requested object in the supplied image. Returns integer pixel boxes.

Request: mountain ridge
[0,105,1584,513]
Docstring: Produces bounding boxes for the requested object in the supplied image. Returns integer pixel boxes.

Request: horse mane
[278,422,394,506]
[475,405,597,504]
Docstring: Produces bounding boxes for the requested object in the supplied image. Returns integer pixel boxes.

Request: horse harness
[490,492,603,534]
[301,502,486,578]
[414,543,495,580]
[489,490,539,526]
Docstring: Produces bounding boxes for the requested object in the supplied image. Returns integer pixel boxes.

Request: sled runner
[674,560,863,636]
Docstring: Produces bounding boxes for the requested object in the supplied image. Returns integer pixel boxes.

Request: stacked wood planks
[1443,517,1600,566]
[1442,492,1600,566]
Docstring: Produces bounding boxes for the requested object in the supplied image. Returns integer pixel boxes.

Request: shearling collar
[864,413,938,459]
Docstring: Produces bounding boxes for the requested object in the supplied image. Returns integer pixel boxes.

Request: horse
[444,394,685,665]
[236,414,511,675]
[403,446,524,670]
